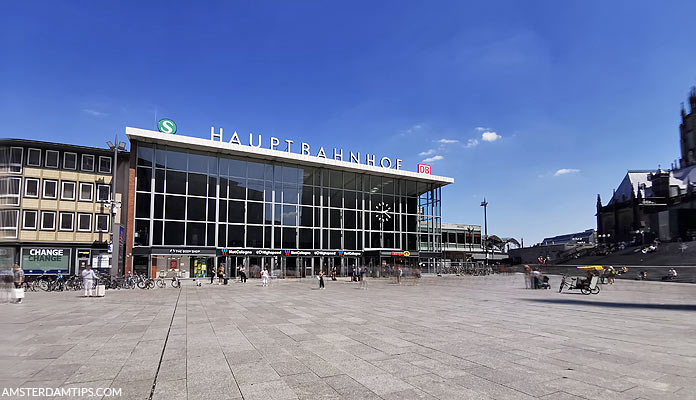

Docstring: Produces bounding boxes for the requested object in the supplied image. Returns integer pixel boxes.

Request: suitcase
[95,284,106,297]
[12,288,24,300]
[223,278,228,285]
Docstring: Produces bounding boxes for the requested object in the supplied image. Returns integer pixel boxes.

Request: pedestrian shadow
[523,298,696,311]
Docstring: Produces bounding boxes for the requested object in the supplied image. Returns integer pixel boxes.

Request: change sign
[21,248,71,272]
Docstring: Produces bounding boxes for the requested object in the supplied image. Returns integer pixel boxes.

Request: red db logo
[418,164,431,174]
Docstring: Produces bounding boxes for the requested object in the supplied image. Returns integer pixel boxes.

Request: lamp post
[106,137,126,277]
[480,199,488,270]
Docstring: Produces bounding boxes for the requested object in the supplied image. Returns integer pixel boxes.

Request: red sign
[169,260,178,270]
[418,163,431,174]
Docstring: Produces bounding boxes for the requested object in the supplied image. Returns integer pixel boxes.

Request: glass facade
[131,142,444,276]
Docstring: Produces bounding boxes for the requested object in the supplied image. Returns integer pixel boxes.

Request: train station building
[124,126,453,279]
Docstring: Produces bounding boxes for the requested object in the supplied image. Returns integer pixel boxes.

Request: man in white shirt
[81,265,97,297]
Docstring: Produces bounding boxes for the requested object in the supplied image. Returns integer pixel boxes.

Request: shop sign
[210,127,403,170]
[169,249,202,254]
[340,251,362,257]
[255,249,283,256]
[21,248,71,272]
[92,255,111,268]
[313,250,338,256]
[284,250,312,256]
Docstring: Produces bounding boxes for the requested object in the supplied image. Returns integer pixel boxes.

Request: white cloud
[554,168,580,176]
[481,131,501,142]
[438,138,459,144]
[83,108,108,117]
[465,139,479,148]
[419,149,435,156]
[422,155,444,163]
[475,127,489,132]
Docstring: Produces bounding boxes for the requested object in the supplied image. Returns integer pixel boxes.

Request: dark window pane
[218,224,226,247]
[282,205,296,226]
[264,227,271,248]
[154,195,164,219]
[302,169,314,185]
[357,210,363,229]
[135,219,150,246]
[282,227,296,248]
[371,232,381,248]
[247,162,264,180]
[228,201,245,223]
[382,179,394,194]
[153,220,163,245]
[187,197,206,221]
[229,177,246,199]
[344,191,356,209]
[188,173,207,197]
[330,189,342,208]
[137,145,153,167]
[137,168,152,192]
[247,180,263,201]
[384,233,394,248]
[330,209,341,228]
[208,176,216,197]
[264,203,272,224]
[164,221,185,245]
[300,185,313,206]
[155,169,165,193]
[165,196,186,220]
[228,225,244,247]
[229,159,246,178]
[274,204,281,224]
[283,184,298,204]
[167,149,187,170]
[345,231,356,250]
[314,229,321,248]
[208,199,216,221]
[247,202,263,224]
[247,225,263,247]
[264,181,273,202]
[136,193,151,218]
[329,171,342,188]
[186,222,206,245]
[207,223,215,246]
[265,164,274,181]
[219,157,230,177]
[219,177,228,198]
[299,228,312,249]
[166,170,186,194]
[188,153,208,174]
[219,200,227,222]
[299,206,312,227]
[282,166,300,184]
[322,229,328,248]
[274,227,281,248]
[155,148,166,168]
[330,230,341,249]
[314,208,321,228]
[27,149,40,166]
[407,234,417,250]
[344,210,356,229]
[344,173,356,190]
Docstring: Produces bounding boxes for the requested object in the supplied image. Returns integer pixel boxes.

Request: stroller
[539,275,550,289]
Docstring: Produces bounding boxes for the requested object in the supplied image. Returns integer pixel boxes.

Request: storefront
[125,126,453,278]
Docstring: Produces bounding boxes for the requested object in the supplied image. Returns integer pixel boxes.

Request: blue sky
[3,1,696,244]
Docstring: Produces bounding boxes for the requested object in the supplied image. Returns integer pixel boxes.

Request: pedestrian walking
[210,266,215,284]
[397,266,403,285]
[524,265,531,289]
[218,264,225,284]
[261,267,269,287]
[12,264,24,304]
[81,265,97,297]
[331,266,336,281]
[239,265,247,283]
[318,270,325,289]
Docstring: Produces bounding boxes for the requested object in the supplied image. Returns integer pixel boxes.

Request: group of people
[523,265,545,289]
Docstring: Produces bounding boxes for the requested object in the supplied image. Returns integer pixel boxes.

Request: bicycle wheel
[137,280,147,289]
[591,286,600,295]
[580,287,590,295]
[38,279,49,291]
[147,280,155,289]
[157,279,166,289]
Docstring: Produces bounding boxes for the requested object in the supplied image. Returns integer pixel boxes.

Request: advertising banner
[21,248,71,274]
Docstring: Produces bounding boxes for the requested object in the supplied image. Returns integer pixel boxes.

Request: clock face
[375,201,392,222]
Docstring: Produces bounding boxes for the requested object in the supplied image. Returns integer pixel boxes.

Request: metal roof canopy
[126,127,454,187]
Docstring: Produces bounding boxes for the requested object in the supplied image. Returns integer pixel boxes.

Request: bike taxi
[558,266,603,295]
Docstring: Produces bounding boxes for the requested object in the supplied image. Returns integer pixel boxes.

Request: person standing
[218,264,225,284]
[81,265,97,297]
[261,267,269,287]
[210,266,215,284]
[12,264,24,304]
[239,265,247,283]
[318,270,325,289]
[331,266,336,281]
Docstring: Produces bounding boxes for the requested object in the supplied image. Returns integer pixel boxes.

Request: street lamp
[106,136,126,277]
[480,199,488,270]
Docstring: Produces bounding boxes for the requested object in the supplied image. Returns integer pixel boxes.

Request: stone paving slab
[0,274,695,399]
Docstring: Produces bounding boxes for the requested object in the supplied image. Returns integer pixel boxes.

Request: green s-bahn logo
[157,119,177,134]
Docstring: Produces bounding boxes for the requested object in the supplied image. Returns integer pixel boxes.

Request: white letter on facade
[249,133,262,148]
[301,143,310,155]
[366,153,375,166]
[285,139,294,153]
[270,137,280,150]
[395,159,402,170]
[211,127,223,142]
[229,131,242,145]
[333,148,343,161]
[380,157,392,168]
[317,147,327,158]
[350,152,360,164]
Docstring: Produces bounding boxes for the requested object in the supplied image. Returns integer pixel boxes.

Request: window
[41,211,56,230]
[27,148,41,167]
[0,210,18,238]
[97,184,110,202]
[43,179,58,199]
[59,212,74,231]
[77,213,92,232]
[81,154,94,171]
[95,214,109,232]
[2,147,23,173]
[98,156,112,173]
[79,182,93,201]
[22,210,37,230]
[24,178,39,198]
[62,153,77,170]
[45,150,59,168]
[0,177,21,206]
[61,181,76,201]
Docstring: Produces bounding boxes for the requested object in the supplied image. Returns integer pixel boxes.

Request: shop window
[164,221,184,245]
[45,150,59,169]
[22,210,37,230]
[81,154,94,171]
[43,179,57,199]
[77,213,92,232]
[27,148,41,167]
[79,182,93,201]
[41,211,56,231]
[59,212,74,231]
[63,152,77,170]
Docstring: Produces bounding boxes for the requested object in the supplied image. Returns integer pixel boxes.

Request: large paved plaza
[1,274,695,400]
